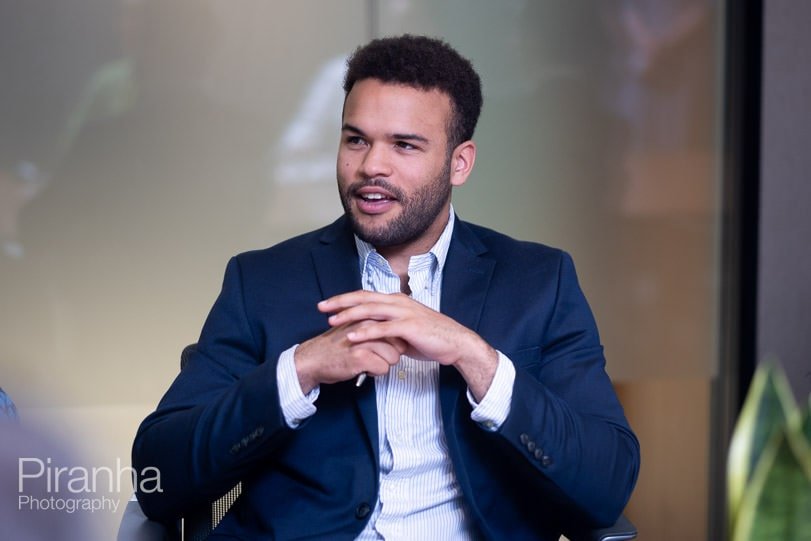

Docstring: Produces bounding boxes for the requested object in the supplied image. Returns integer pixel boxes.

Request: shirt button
[397,370,407,380]
[355,502,371,519]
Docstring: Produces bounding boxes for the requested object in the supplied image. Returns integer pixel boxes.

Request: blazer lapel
[440,219,495,333]
[310,217,379,458]
[311,216,362,301]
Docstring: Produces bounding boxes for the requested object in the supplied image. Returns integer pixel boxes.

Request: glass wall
[0,1,723,538]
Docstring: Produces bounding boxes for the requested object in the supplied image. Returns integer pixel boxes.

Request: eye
[395,141,417,151]
[345,135,366,147]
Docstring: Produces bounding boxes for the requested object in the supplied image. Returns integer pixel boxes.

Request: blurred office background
[1,1,808,539]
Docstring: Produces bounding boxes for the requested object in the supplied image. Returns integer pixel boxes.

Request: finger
[346,320,416,344]
[352,336,403,358]
[317,290,375,313]
[351,340,402,369]
[347,323,408,353]
[347,320,440,362]
[319,291,405,313]
[387,336,409,355]
[327,301,417,327]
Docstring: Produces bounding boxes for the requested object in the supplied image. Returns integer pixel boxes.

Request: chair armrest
[565,514,638,541]
[117,497,180,541]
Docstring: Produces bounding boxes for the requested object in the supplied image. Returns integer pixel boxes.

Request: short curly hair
[343,34,483,150]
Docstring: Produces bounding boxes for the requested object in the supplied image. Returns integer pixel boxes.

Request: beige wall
[618,379,711,540]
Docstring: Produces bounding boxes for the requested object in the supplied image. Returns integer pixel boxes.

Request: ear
[449,140,476,187]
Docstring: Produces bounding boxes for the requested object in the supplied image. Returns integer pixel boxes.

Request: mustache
[348,179,405,201]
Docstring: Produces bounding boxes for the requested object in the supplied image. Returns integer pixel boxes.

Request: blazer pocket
[504,346,541,370]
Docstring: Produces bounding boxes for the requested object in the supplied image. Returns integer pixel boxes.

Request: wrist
[454,336,499,401]
[293,343,317,395]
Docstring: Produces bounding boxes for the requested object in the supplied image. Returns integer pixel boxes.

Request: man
[133,35,639,540]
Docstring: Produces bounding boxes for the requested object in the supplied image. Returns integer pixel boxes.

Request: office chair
[118,345,637,541]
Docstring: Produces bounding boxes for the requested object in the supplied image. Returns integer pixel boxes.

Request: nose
[358,143,392,179]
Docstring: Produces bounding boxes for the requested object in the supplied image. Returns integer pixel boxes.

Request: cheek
[336,161,353,190]
[337,152,362,182]
[336,150,353,172]
[336,161,350,180]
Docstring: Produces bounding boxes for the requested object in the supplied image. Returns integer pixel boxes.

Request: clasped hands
[294,290,498,401]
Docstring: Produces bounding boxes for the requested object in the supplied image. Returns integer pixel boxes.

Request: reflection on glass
[267,55,347,229]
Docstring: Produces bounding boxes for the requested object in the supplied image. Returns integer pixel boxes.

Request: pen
[355,373,368,387]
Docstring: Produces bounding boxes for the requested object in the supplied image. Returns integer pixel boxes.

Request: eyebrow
[342,123,430,144]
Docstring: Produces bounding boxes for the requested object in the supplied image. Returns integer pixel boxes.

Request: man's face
[337,79,456,253]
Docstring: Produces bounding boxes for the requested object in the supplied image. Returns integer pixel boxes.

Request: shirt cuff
[277,344,319,428]
[467,351,515,432]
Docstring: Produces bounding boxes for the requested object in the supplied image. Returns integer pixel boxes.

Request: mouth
[353,185,399,215]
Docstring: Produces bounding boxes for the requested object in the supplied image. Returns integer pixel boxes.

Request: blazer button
[520,433,530,445]
[355,503,371,519]
[541,455,553,467]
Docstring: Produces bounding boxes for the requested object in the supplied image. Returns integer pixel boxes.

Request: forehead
[343,79,451,141]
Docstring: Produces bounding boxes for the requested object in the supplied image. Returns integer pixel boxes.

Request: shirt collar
[354,205,456,278]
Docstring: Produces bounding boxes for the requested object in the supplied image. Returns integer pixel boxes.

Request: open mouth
[359,192,391,201]
[354,186,398,214]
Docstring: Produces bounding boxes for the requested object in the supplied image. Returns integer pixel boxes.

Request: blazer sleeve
[131,256,295,522]
[496,252,640,527]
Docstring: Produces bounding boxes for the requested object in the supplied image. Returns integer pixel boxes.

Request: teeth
[362,193,385,200]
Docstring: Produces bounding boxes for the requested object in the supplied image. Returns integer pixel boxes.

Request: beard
[340,159,452,249]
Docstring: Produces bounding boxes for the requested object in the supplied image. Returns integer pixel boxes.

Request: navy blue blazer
[133,216,639,540]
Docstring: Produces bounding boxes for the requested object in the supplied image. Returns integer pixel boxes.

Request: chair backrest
[182,483,242,541]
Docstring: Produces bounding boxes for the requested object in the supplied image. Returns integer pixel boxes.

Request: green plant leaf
[728,362,797,525]
[732,426,811,541]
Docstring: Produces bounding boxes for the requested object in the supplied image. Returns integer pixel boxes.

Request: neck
[375,211,450,283]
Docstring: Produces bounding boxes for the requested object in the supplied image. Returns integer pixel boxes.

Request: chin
[354,225,390,246]
[350,208,395,227]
